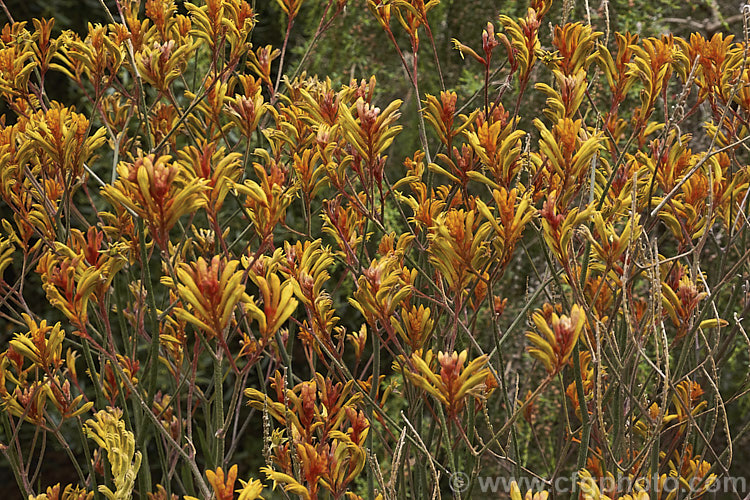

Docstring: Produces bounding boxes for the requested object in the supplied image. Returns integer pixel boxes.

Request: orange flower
[206,465,238,500]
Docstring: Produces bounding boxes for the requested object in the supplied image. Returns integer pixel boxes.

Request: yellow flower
[427,209,492,293]
[405,349,491,418]
[0,235,14,280]
[237,478,265,500]
[36,248,105,330]
[246,267,299,340]
[85,408,141,500]
[102,153,207,249]
[172,256,250,339]
[510,480,549,500]
[9,314,65,370]
[177,141,243,212]
[27,483,93,500]
[526,303,585,374]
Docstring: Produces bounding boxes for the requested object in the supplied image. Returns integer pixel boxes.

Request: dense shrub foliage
[0,0,749,499]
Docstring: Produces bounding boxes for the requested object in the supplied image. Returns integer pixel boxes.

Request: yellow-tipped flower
[406,349,491,418]
[177,141,243,212]
[172,256,249,339]
[427,209,492,293]
[9,314,65,371]
[102,153,207,249]
[245,263,299,340]
[526,303,585,374]
[36,247,107,330]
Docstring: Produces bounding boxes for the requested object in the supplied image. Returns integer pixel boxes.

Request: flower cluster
[0,0,748,498]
